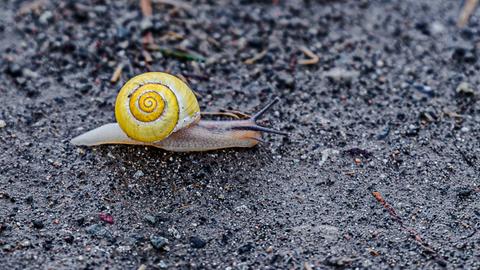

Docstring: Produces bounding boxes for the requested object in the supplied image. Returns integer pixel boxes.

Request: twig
[298,46,319,65]
[140,0,153,16]
[159,31,184,42]
[219,109,251,119]
[458,0,479,28]
[140,0,154,46]
[244,49,268,64]
[142,50,153,63]
[207,37,221,48]
[443,111,464,119]
[372,192,447,266]
[201,112,241,119]
[17,0,47,16]
[110,63,124,83]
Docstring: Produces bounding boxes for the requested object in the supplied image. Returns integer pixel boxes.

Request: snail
[71,72,286,152]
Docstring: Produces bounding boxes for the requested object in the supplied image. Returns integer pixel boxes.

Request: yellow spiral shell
[115,72,200,143]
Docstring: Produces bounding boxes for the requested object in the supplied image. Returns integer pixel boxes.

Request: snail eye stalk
[232,97,288,136]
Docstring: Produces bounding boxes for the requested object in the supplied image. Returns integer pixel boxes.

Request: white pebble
[133,170,144,179]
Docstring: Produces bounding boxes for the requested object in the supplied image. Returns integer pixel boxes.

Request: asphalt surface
[0,0,479,269]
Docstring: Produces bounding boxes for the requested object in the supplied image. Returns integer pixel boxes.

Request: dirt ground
[1,0,479,269]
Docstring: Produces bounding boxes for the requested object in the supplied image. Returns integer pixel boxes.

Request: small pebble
[75,82,91,94]
[456,187,474,199]
[39,11,53,24]
[20,240,31,248]
[168,227,181,239]
[413,84,434,97]
[376,125,390,140]
[6,63,22,77]
[86,224,113,239]
[0,120,6,128]
[22,68,38,78]
[323,68,359,81]
[431,21,445,34]
[150,235,169,250]
[64,234,74,244]
[406,124,419,136]
[452,47,476,63]
[456,82,475,96]
[140,18,153,32]
[2,244,13,251]
[99,213,114,224]
[143,214,156,225]
[276,72,295,87]
[133,170,144,179]
[190,236,207,249]
[157,261,168,268]
[116,26,129,40]
[118,40,129,49]
[238,243,254,254]
[32,220,44,229]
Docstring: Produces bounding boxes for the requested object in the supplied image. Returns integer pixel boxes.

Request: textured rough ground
[0,0,479,269]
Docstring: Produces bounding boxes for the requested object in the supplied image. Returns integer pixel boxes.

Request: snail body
[71,72,286,152]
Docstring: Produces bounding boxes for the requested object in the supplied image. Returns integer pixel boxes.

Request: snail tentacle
[230,97,288,136]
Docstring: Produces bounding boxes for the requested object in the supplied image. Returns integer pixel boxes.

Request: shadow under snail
[71,72,287,152]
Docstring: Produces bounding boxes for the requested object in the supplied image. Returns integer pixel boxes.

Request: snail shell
[115,72,200,143]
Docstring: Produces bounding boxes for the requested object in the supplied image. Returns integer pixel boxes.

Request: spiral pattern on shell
[115,72,200,143]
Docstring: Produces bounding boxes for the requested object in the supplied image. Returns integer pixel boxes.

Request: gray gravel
[0,0,479,269]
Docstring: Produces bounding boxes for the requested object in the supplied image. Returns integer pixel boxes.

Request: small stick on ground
[207,37,221,48]
[458,0,479,28]
[140,0,153,16]
[443,111,464,119]
[142,50,153,63]
[17,0,47,16]
[298,46,319,65]
[140,0,154,46]
[372,192,447,266]
[244,49,268,64]
[159,31,184,42]
[110,63,124,83]
[220,109,251,119]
